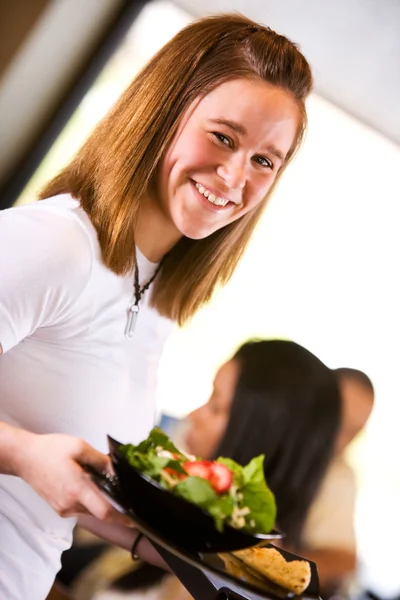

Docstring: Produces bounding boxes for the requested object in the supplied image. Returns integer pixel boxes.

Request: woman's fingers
[76,476,133,526]
[75,440,113,476]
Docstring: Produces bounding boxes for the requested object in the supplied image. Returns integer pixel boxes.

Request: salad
[119,427,277,534]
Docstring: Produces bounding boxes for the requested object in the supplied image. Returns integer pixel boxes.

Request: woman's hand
[11,428,130,525]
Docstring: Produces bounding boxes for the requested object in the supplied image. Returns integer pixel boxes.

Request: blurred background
[0,0,399,597]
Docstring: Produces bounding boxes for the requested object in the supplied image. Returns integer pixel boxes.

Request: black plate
[107,435,282,553]
[89,467,320,600]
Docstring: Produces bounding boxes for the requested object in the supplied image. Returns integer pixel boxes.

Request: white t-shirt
[0,195,174,599]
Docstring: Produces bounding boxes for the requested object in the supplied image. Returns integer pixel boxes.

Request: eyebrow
[208,117,286,163]
[209,118,247,136]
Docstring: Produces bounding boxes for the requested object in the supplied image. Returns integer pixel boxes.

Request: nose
[216,155,247,190]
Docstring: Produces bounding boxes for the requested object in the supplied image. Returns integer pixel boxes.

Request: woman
[186,339,341,547]
[0,14,312,600]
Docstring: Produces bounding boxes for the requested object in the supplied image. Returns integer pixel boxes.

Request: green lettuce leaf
[132,427,184,457]
[206,493,235,532]
[173,476,217,506]
[173,476,234,532]
[240,455,276,532]
[119,449,169,478]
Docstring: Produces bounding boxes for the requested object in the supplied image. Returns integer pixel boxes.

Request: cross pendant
[125,304,139,338]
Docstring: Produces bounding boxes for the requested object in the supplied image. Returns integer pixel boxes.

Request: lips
[192,179,238,210]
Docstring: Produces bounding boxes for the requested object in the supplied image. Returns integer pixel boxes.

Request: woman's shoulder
[1,193,100,262]
[4,193,94,237]
[0,195,99,351]
[0,194,100,298]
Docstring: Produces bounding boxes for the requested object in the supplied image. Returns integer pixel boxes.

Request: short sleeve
[0,205,93,353]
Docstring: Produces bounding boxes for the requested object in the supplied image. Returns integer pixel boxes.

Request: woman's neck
[134,197,182,263]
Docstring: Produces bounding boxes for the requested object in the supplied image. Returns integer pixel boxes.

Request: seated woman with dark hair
[186,339,341,549]
[52,339,342,600]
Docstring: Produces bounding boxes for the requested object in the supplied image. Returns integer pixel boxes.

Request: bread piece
[233,547,311,595]
[219,554,268,586]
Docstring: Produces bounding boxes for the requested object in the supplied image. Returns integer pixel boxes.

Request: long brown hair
[40,14,313,324]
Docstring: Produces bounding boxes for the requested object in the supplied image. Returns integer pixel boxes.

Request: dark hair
[334,367,374,394]
[40,13,312,325]
[214,339,341,547]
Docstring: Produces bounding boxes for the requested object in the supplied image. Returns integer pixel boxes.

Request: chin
[182,230,212,241]
[176,220,218,240]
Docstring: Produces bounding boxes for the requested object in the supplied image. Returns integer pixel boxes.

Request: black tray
[90,467,320,600]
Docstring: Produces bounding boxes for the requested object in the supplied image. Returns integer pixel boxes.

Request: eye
[212,132,233,147]
[253,155,273,169]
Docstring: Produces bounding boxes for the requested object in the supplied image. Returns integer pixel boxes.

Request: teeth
[195,182,229,207]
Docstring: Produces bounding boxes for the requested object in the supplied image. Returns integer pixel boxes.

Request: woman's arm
[78,514,170,571]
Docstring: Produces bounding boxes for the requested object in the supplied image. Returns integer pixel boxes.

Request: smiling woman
[0,13,312,600]
[39,14,312,324]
